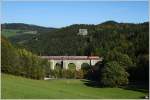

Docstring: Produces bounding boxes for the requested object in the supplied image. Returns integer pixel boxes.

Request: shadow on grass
[81,79,101,88]
[120,82,149,93]
[81,79,149,94]
[122,83,149,99]
[81,79,149,99]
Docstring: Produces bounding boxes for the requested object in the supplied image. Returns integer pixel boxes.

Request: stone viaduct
[40,56,103,70]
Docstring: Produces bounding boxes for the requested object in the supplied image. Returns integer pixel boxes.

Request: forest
[1,21,149,87]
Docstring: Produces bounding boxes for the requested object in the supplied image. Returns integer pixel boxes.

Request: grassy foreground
[1,74,148,99]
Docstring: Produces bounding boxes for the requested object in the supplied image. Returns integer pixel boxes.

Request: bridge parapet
[40,56,101,60]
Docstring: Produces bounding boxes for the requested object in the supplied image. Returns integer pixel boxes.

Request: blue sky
[2,1,149,28]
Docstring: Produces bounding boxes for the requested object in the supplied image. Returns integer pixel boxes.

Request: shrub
[81,63,91,78]
[62,69,75,79]
[101,61,129,87]
[75,70,84,79]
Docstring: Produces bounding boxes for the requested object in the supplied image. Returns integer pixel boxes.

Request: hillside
[2,74,148,99]
[2,23,56,32]
[3,21,148,57]
[1,23,56,38]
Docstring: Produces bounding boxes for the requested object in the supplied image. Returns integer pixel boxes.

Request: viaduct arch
[40,56,103,70]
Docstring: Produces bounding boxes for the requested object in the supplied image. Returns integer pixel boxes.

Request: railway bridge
[41,56,103,70]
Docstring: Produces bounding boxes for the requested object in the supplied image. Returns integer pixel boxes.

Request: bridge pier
[50,60,55,70]
[75,62,82,70]
[63,61,68,70]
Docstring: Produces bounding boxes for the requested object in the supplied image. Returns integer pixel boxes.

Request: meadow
[1,74,148,99]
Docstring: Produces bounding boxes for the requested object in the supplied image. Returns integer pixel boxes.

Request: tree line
[1,36,51,79]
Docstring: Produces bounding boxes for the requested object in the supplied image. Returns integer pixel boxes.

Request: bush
[62,69,75,79]
[81,63,91,78]
[75,70,84,79]
[101,61,129,87]
[50,69,61,78]
[68,63,76,70]
[49,69,75,79]
[50,69,85,79]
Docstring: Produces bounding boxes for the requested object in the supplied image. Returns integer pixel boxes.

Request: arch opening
[81,63,91,78]
[55,61,63,70]
[81,63,90,71]
[68,63,76,70]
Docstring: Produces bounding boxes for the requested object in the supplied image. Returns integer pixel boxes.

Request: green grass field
[2,29,36,38]
[1,29,22,37]
[1,74,148,99]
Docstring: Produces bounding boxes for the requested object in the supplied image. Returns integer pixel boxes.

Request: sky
[2,1,149,28]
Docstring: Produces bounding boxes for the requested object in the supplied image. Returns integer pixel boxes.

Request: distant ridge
[2,21,148,30]
[2,23,56,32]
